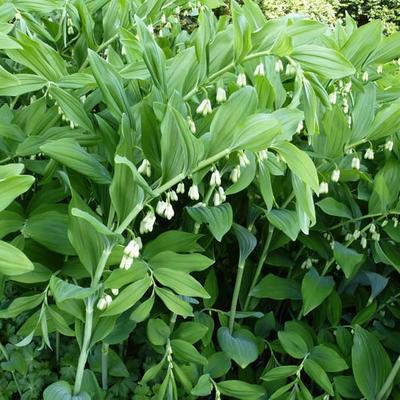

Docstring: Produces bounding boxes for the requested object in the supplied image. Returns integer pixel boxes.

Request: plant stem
[377,355,400,400]
[101,342,109,390]
[0,342,22,396]
[73,296,94,395]
[243,226,274,311]
[56,331,60,365]
[229,262,245,334]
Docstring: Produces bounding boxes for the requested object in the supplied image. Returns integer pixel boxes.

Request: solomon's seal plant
[0,0,400,399]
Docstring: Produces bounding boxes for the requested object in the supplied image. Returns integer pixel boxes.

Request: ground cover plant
[0,0,400,399]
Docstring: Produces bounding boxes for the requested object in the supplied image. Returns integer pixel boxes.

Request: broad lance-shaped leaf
[217,327,259,369]
[251,274,302,300]
[273,141,319,192]
[366,101,400,140]
[0,241,34,276]
[49,86,93,132]
[186,203,233,242]
[88,49,131,122]
[334,242,365,279]
[0,175,35,212]
[216,380,266,400]
[291,45,355,79]
[154,268,209,298]
[208,86,258,156]
[41,138,111,184]
[352,325,392,400]
[301,267,334,315]
[232,223,257,266]
[266,209,300,241]
[49,276,95,303]
[160,105,204,183]
[135,15,167,93]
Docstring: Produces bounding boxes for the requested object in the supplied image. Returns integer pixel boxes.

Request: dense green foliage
[0,0,400,399]
[259,0,400,32]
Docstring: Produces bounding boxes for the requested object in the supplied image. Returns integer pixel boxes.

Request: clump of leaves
[1,0,400,399]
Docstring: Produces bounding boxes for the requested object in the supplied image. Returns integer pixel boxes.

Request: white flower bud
[362,71,369,82]
[296,120,303,133]
[329,91,337,104]
[385,140,394,152]
[168,190,178,202]
[161,14,167,24]
[218,186,226,202]
[331,168,340,182]
[372,232,380,241]
[125,239,140,259]
[394,217,399,228]
[361,236,367,249]
[156,200,167,216]
[230,165,241,183]
[140,210,156,234]
[236,73,247,87]
[285,63,296,76]
[257,150,268,161]
[138,159,151,177]
[351,157,360,170]
[210,169,221,186]
[105,294,113,306]
[69,120,75,129]
[176,182,185,194]
[188,184,200,200]
[111,288,119,296]
[121,46,127,56]
[97,297,108,311]
[319,181,329,194]
[353,229,361,239]
[164,202,174,220]
[348,115,352,126]
[377,65,383,74]
[213,192,222,206]
[345,233,353,241]
[382,219,388,227]
[369,223,376,233]
[344,81,352,93]
[254,62,265,77]
[274,59,283,73]
[216,87,227,103]
[196,99,212,116]
[67,26,74,35]
[364,148,374,160]
[147,24,154,33]
[238,151,250,167]
[187,117,196,134]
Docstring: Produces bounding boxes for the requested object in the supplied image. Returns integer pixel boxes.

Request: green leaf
[155,287,193,317]
[102,276,151,317]
[160,104,204,183]
[43,381,72,400]
[191,374,212,397]
[87,49,131,121]
[352,326,392,400]
[147,318,170,346]
[41,138,111,184]
[301,267,334,315]
[367,31,400,65]
[304,358,334,395]
[273,141,319,192]
[49,86,93,132]
[186,203,233,242]
[233,223,257,266]
[0,175,35,212]
[262,365,299,381]
[0,240,34,276]
[309,344,348,372]
[266,209,300,241]
[130,295,154,323]
[154,268,209,298]
[367,101,400,141]
[208,86,258,155]
[217,327,259,369]
[251,274,301,300]
[278,330,309,359]
[49,276,95,303]
[341,21,381,68]
[0,293,44,319]
[149,251,213,273]
[317,198,352,219]
[334,242,365,279]
[173,322,209,344]
[217,380,266,400]
[291,45,355,79]
[170,339,207,365]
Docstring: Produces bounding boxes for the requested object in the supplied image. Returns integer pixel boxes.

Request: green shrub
[0,1,400,399]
